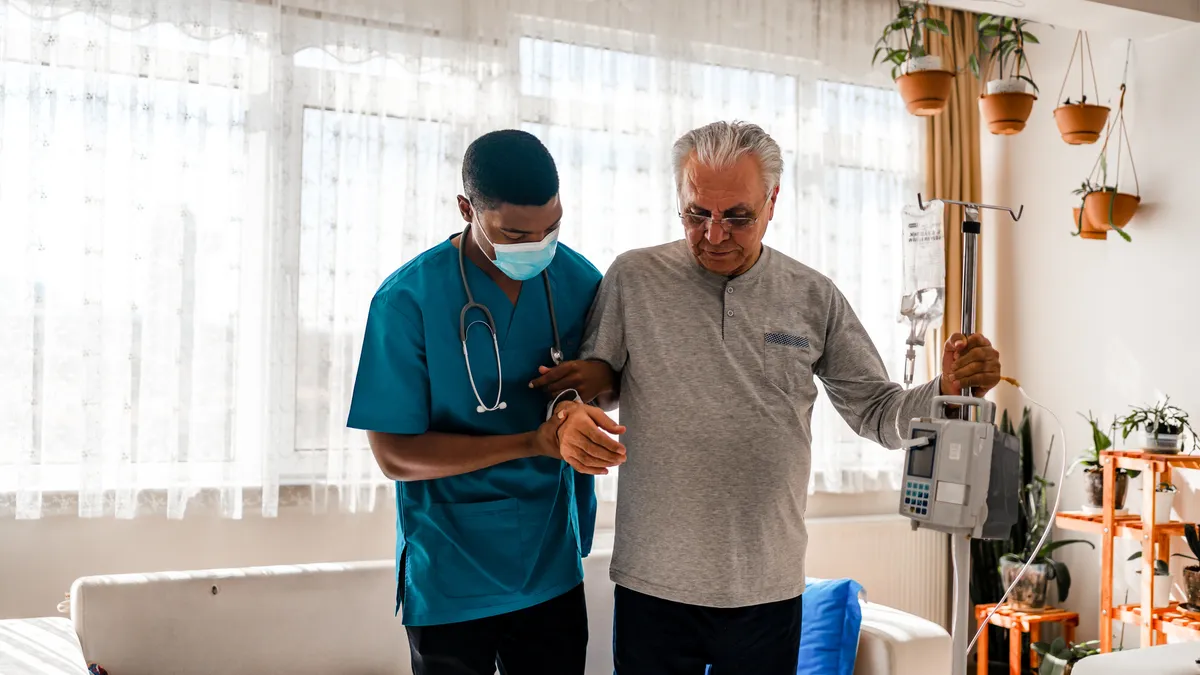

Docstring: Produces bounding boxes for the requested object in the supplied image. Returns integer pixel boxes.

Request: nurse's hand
[529,360,616,403]
[548,401,626,476]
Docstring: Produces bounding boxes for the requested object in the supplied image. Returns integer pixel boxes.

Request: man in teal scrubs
[347,130,624,675]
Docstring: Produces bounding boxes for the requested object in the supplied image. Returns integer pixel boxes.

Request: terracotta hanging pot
[896,70,955,116]
[980,92,1037,134]
[1074,206,1109,240]
[1054,103,1110,144]
[1084,191,1140,230]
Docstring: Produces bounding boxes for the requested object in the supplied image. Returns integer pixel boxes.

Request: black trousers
[405,583,588,675]
[613,584,803,675]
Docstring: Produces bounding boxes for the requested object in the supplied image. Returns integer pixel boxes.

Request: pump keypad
[904,480,932,517]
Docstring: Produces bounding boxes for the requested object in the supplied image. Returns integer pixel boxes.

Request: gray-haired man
[532,121,1001,673]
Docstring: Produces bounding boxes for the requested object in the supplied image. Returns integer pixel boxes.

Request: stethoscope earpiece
[498,401,507,410]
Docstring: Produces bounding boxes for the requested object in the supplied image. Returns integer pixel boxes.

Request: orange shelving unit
[1055,450,1200,651]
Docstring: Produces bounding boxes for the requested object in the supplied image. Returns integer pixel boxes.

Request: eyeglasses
[678,196,772,234]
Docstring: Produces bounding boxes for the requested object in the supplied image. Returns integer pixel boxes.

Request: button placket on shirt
[722,282,736,338]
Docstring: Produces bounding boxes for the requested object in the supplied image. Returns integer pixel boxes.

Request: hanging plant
[873,1,954,116]
[1073,43,1141,241]
[969,14,1040,135]
[1053,31,1110,145]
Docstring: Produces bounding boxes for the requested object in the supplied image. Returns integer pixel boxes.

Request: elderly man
[533,121,1001,673]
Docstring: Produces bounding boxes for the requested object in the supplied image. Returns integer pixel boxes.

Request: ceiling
[933,0,1200,38]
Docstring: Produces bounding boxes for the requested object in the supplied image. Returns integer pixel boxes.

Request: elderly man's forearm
[366,430,542,482]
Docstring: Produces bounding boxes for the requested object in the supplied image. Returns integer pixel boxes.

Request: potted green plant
[1052,31,1110,145]
[1154,482,1177,524]
[1032,638,1100,675]
[999,459,1095,610]
[1071,412,1140,512]
[1127,551,1172,608]
[969,14,1040,134]
[1173,524,1200,609]
[1116,396,1197,454]
[873,1,954,116]
[1072,155,1132,242]
[1176,526,1200,608]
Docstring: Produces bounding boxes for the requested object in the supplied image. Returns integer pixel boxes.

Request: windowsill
[0,484,394,520]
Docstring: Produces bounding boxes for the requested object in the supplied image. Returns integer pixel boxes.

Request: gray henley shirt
[580,239,940,608]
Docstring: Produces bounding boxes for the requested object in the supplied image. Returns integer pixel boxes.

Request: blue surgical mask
[476,225,559,281]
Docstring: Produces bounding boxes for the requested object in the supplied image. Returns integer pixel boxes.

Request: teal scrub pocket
[430,498,526,599]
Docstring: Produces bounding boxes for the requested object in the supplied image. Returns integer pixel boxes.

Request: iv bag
[899,202,945,345]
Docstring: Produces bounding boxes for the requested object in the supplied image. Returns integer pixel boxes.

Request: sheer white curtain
[0,0,923,519]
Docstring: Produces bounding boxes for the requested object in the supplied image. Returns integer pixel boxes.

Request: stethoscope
[458,224,563,413]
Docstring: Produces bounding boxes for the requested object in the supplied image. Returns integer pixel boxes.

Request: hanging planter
[873,1,955,116]
[1072,50,1141,242]
[1072,206,1109,241]
[969,14,1040,135]
[1053,32,1110,144]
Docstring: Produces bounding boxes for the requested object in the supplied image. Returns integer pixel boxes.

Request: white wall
[984,22,1200,646]
[0,498,397,620]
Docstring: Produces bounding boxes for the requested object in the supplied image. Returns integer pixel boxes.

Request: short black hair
[463,130,559,210]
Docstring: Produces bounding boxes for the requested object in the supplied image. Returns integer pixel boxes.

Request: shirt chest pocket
[762,331,813,394]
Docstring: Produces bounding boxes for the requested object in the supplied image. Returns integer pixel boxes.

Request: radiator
[806,515,949,627]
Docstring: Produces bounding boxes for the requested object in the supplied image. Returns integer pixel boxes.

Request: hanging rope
[1055,31,1082,105]
[1056,31,1102,107]
[1087,40,1140,195]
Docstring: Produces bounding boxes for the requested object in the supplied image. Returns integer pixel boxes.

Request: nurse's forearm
[367,427,556,482]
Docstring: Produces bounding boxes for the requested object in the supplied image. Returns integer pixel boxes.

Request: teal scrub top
[347,235,602,627]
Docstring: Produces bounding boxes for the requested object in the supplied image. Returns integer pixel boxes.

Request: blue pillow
[701,577,864,675]
[797,577,864,675]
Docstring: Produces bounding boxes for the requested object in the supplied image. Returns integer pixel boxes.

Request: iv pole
[916,193,1022,675]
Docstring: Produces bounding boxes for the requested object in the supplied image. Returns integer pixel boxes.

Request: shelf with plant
[1117,526,1200,632]
[872,0,954,116]
[1115,397,1198,455]
[968,13,1039,135]
[1069,412,1140,513]
[1053,31,1110,145]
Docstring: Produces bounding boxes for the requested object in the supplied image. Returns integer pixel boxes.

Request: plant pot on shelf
[1141,429,1181,454]
[980,81,1037,135]
[1084,468,1128,511]
[1083,191,1140,230]
[1074,207,1109,240]
[1155,490,1175,524]
[1000,556,1052,611]
[1185,567,1200,606]
[1135,570,1173,608]
[1054,103,1110,145]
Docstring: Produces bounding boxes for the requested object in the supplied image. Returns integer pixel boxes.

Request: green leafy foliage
[968,13,1039,92]
[1128,550,1170,576]
[1070,412,1139,478]
[1175,524,1200,564]
[1115,396,1198,452]
[1071,156,1131,241]
[872,1,950,80]
[1032,638,1100,675]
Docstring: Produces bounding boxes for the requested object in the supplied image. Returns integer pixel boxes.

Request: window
[2,2,923,512]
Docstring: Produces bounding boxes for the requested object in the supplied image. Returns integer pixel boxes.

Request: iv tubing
[965,379,1068,654]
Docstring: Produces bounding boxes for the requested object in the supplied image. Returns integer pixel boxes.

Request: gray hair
[671,121,784,198]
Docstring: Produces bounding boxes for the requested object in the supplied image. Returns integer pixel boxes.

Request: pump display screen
[907,430,938,478]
